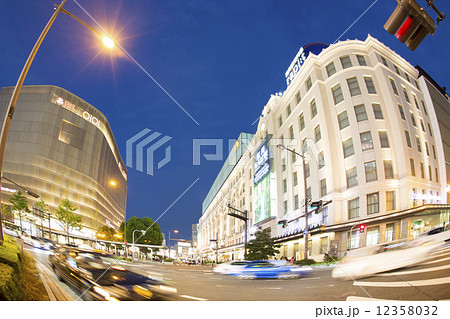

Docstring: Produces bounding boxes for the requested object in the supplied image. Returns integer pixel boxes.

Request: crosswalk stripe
[354,276,450,287]
[377,263,450,276]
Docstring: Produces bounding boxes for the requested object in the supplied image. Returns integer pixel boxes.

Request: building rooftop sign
[285,43,329,87]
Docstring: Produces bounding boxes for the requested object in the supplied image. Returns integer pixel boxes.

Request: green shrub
[0,263,21,300]
[165,258,173,262]
[294,258,317,266]
[0,239,21,273]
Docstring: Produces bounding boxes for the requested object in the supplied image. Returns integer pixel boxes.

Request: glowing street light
[103,37,115,49]
[0,0,117,242]
[168,230,179,258]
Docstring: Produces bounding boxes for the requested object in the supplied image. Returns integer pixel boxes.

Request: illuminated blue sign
[254,141,270,185]
[285,43,329,86]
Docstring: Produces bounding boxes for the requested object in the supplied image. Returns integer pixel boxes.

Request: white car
[410,224,450,246]
[22,234,45,249]
[332,240,440,280]
[3,227,20,238]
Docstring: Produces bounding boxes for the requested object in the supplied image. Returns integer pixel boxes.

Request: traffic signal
[384,0,437,51]
[278,220,287,228]
[359,224,366,232]
[310,200,323,214]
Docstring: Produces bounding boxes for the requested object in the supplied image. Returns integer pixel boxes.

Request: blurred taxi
[49,246,178,301]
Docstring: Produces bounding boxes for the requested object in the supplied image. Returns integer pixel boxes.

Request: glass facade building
[0,85,127,239]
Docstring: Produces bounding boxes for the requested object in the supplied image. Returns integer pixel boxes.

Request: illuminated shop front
[0,85,127,240]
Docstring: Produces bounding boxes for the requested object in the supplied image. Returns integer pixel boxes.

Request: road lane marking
[180,295,208,301]
[302,277,321,280]
[346,296,388,301]
[257,287,281,290]
[424,256,450,265]
[377,263,450,276]
[354,276,450,287]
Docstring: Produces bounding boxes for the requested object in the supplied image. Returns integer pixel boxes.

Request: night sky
[1,0,449,241]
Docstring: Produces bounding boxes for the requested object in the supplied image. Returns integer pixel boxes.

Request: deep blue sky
[1,0,449,241]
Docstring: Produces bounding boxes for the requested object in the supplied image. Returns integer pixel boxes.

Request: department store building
[0,85,127,242]
[197,35,450,261]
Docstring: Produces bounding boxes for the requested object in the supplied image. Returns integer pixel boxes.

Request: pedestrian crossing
[346,244,450,301]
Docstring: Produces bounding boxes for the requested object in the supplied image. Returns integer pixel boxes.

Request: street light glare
[174,230,179,233]
[110,180,117,186]
[102,36,115,48]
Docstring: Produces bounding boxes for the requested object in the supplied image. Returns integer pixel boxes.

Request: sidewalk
[35,261,74,301]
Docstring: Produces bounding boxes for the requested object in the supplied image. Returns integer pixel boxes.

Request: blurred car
[411,224,450,247]
[332,240,440,280]
[22,233,44,249]
[49,247,178,301]
[213,260,258,274]
[228,260,312,279]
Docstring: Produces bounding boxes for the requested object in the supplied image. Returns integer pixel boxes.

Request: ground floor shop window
[385,223,395,242]
[366,226,380,246]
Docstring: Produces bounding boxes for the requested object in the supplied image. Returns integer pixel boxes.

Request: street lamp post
[277,144,310,260]
[227,205,248,260]
[132,229,146,261]
[209,238,219,263]
[109,180,128,257]
[168,230,178,259]
[0,0,116,242]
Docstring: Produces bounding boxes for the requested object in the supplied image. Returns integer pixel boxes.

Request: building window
[338,110,349,130]
[422,100,428,115]
[386,192,396,211]
[306,187,311,201]
[291,151,297,163]
[354,104,368,122]
[390,79,399,95]
[394,65,401,75]
[287,105,292,116]
[295,92,301,104]
[372,103,383,119]
[283,179,287,193]
[293,172,298,186]
[385,223,396,241]
[404,72,411,83]
[305,162,310,178]
[410,112,417,127]
[367,192,379,215]
[360,131,374,150]
[284,200,288,212]
[343,138,354,158]
[398,104,406,120]
[340,55,352,69]
[299,113,305,131]
[420,119,426,132]
[410,158,416,176]
[306,77,312,91]
[346,167,358,188]
[58,120,86,151]
[416,136,422,152]
[420,162,425,178]
[282,158,286,172]
[405,130,412,147]
[381,56,388,66]
[318,151,325,169]
[413,94,420,109]
[366,226,380,247]
[294,195,299,210]
[332,84,344,104]
[347,77,361,96]
[320,179,327,197]
[348,230,359,249]
[357,54,367,66]
[314,125,321,142]
[379,130,390,148]
[365,161,377,182]
[348,197,360,219]
[428,165,432,181]
[428,123,433,136]
[402,87,410,103]
[289,126,295,140]
[436,168,439,183]
[310,99,317,118]
[326,62,336,77]
[425,141,430,156]
[364,77,377,94]
[278,116,283,128]
[384,160,394,179]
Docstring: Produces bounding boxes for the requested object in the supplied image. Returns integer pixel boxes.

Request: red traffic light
[359,224,366,231]
[384,0,437,51]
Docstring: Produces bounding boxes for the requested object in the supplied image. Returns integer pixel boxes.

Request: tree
[97,225,117,241]
[55,199,82,244]
[120,216,163,246]
[246,227,280,261]
[9,190,30,235]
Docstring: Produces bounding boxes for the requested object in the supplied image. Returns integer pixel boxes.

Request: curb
[35,261,74,301]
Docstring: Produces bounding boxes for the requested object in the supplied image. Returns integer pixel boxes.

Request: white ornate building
[198,35,450,261]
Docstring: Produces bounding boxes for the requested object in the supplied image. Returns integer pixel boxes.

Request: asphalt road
[27,243,450,301]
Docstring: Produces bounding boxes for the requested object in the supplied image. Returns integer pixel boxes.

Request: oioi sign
[55,97,101,128]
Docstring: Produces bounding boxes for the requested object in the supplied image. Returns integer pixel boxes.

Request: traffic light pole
[227,204,248,260]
